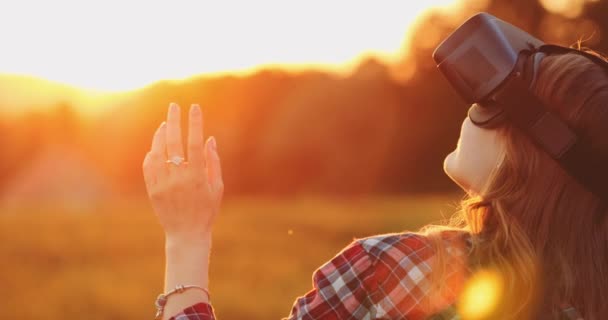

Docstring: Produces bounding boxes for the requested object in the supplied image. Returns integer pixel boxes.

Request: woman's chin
[443,150,456,177]
[443,151,471,193]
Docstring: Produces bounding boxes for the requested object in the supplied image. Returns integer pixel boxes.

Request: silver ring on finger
[166,155,186,167]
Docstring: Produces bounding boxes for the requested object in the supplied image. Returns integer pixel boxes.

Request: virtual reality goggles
[433,12,608,202]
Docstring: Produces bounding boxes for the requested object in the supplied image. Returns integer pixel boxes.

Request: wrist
[165,231,212,250]
[164,233,212,292]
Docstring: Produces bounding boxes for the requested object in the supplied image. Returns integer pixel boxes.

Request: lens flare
[538,0,590,19]
[458,269,503,319]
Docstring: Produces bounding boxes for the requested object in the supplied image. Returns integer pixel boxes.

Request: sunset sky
[0,0,463,92]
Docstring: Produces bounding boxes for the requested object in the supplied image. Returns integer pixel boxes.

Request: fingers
[151,121,167,155]
[205,136,224,195]
[143,122,169,185]
[188,104,205,168]
[166,103,185,161]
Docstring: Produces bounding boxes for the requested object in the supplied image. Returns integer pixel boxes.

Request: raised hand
[142,102,224,243]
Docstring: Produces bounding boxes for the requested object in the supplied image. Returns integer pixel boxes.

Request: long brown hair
[425,51,608,319]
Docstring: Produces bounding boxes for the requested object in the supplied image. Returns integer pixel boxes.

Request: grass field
[0,194,462,319]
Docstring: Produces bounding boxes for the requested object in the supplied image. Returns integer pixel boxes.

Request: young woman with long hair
[142,16,607,320]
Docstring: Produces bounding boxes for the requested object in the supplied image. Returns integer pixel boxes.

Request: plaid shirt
[169,231,583,320]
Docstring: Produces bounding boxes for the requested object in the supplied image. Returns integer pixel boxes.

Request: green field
[0,194,462,319]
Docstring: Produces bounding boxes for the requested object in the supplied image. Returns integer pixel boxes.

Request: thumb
[205,136,224,195]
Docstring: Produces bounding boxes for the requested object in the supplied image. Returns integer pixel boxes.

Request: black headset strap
[538,44,608,69]
[492,49,608,202]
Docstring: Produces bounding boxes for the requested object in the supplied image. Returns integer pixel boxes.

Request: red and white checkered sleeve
[359,232,469,320]
[286,232,468,320]
[285,240,379,320]
[169,302,216,320]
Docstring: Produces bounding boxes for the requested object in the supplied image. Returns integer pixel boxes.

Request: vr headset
[433,12,608,202]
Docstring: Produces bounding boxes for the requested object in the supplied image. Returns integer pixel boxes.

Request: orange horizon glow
[0,0,465,92]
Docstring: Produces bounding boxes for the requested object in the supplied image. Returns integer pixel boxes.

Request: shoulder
[306,232,447,295]
[312,229,471,295]
[355,230,471,265]
[356,232,431,259]
[292,231,472,319]
[315,231,468,280]
[353,230,472,318]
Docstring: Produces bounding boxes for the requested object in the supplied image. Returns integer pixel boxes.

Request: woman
[141,39,608,320]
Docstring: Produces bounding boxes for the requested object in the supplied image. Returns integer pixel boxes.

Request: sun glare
[0,0,461,92]
[538,0,595,18]
[458,269,504,319]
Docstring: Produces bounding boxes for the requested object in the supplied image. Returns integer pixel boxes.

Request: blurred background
[0,0,606,319]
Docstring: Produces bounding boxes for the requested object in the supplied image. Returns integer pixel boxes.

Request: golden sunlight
[458,269,504,319]
[538,0,597,19]
[0,0,461,92]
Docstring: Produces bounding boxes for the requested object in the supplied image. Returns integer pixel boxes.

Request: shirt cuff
[169,302,216,320]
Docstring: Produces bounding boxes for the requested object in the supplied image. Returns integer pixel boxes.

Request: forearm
[161,234,212,320]
[143,103,223,319]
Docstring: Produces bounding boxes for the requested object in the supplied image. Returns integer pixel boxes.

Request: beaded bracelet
[155,284,211,319]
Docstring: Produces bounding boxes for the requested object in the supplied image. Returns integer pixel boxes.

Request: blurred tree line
[0,0,606,200]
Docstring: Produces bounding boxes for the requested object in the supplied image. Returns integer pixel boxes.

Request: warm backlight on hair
[0,0,463,92]
[458,269,504,319]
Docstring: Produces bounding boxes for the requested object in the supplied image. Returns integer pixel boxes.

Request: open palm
[142,103,224,241]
